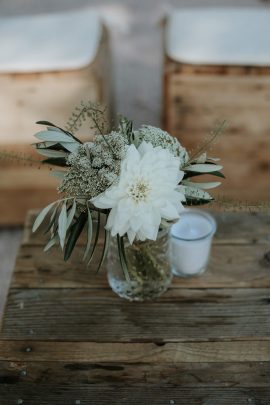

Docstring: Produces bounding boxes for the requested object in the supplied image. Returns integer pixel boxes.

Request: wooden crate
[0,11,113,225]
[1,210,270,403]
[163,9,270,202]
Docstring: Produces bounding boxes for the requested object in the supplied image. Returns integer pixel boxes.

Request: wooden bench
[0,10,113,225]
[0,210,270,404]
[163,8,270,203]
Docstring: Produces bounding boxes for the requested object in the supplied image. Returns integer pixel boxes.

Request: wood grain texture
[22,210,270,246]
[0,228,22,321]
[1,212,270,403]
[2,288,270,341]
[163,59,270,202]
[10,243,270,289]
[12,211,270,290]
[1,385,268,405]
[2,360,270,387]
[1,340,270,363]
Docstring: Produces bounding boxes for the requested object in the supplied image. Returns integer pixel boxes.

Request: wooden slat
[22,211,270,246]
[2,212,270,404]
[164,72,270,202]
[0,340,270,363]
[166,59,270,76]
[1,288,270,341]
[11,243,270,289]
[0,385,268,405]
[1,360,270,387]
[0,27,112,226]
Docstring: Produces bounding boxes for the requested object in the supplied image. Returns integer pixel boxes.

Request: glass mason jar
[107,228,172,301]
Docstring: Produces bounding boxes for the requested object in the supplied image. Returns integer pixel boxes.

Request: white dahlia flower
[91,141,186,244]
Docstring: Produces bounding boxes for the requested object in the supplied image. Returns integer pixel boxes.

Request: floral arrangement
[32,102,225,277]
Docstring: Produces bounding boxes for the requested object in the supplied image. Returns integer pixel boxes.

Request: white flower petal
[91,142,185,242]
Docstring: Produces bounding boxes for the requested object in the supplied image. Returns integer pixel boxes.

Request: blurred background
[1,0,269,125]
[0,0,270,316]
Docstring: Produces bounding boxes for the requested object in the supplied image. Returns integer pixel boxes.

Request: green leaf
[32,202,56,232]
[64,212,87,261]
[67,200,77,229]
[60,142,79,153]
[36,121,83,144]
[195,152,207,164]
[44,235,59,252]
[44,203,59,235]
[185,197,214,206]
[47,127,62,133]
[185,164,223,173]
[34,141,58,148]
[40,142,70,152]
[58,202,68,250]
[96,228,111,273]
[87,212,100,266]
[117,235,130,282]
[35,149,68,158]
[210,171,226,179]
[50,170,66,180]
[83,207,93,261]
[35,130,77,144]
[42,157,67,167]
[183,186,213,201]
[182,180,221,190]
[207,157,220,162]
[36,120,61,127]
[184,170,225,180]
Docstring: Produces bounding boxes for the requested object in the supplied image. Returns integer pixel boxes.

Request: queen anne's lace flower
[92,141,186,244]
[59,132,128,199]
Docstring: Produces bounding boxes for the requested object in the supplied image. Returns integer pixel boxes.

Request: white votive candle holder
[170,209,217,277]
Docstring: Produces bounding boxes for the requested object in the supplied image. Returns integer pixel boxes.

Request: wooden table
[0,211,270,404]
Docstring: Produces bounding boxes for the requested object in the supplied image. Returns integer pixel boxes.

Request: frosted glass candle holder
[170,209,217,277]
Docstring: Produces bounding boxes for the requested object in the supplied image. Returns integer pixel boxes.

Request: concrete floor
[0,0,269,318]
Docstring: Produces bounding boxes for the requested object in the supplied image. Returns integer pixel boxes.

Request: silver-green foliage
[31,106,226,279]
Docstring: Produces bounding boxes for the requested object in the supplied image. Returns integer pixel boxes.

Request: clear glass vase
[107,229,172,301]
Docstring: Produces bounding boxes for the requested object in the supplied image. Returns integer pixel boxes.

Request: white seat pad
[0,9,102,73]
[166,8,270,66]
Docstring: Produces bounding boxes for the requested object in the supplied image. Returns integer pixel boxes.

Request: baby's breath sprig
[65,101,115,156]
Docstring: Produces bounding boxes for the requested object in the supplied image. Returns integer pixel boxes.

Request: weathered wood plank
[22,211,270,246]
[1,288,270,341]
[166,61,270,76]
[164,70,270,202]
[2,360,270,387]
[0,340,270,363]
[1,384,269,405]
[2,212,270,404]
[11,243,270,289]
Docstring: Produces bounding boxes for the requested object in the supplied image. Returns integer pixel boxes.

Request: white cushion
[166,8,270,66]
[0,9,102,73]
